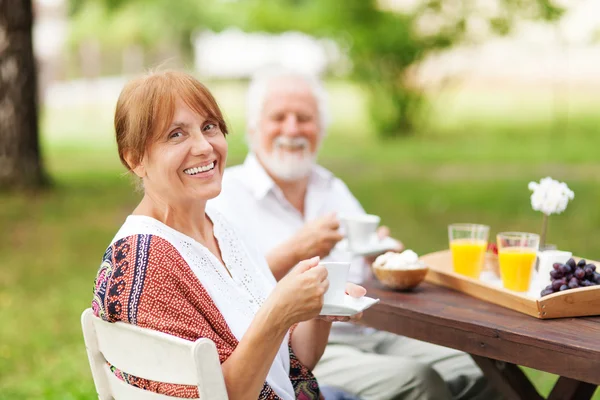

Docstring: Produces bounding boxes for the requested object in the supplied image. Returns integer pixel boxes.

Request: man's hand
[267,213,344,280]
[364,226,404,265]
[292,213,344,261]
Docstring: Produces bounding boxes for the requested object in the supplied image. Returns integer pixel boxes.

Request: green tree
[68,0,565,137]
[68,0,209,65]
[215,0,564,137]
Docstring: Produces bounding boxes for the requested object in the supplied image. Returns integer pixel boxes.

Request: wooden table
[359,279,600,400]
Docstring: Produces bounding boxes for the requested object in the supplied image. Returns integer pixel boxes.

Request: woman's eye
[203,123,220,135]
[169,131,183,139]
[203,123,216,132]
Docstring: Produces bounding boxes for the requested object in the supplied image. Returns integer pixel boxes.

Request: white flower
[528,177,574,215]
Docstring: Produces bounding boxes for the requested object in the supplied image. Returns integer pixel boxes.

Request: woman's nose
[190,132,212,155]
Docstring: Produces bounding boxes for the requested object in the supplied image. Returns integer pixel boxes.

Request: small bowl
[372,265,429,290]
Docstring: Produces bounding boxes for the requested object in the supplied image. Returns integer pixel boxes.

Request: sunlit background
[2,0,600,398]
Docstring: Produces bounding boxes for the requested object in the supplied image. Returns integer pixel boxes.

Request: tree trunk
[0,0,48,190]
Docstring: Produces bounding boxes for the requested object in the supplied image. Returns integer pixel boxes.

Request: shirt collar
[239,153,334,200]
[310,162,334,188]
[240,153,276,200]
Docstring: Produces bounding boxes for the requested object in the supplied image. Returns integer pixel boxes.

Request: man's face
[251,77,321,181]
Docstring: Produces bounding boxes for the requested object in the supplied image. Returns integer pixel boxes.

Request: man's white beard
[255,136,316,181]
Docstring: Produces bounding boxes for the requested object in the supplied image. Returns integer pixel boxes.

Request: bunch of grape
[540,258,600,297]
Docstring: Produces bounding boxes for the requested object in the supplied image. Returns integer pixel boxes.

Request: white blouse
[110,205,295,400]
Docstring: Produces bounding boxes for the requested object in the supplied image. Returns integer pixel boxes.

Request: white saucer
[338,237,399,257]
[319,294,380,317]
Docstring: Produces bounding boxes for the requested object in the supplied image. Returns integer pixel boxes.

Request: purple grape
[568,277,579,289]
[575,268,586,280]
[544,284,553,290]
[588,264,596,272]
[566,258,577,269]
[560,264,572,274]
[551,280,561,291]
[566,273,574,281]
[581,280,594,287]
[540,288,554,297]
[559,284,569,291]
[550,270,563,280]
[552,279,566,291]
[584,266,593,277]
[594,272,600,284]
[553,263,562,271]
[577,259,587,268]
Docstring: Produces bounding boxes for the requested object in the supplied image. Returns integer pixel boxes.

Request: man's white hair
[246,67,331,138]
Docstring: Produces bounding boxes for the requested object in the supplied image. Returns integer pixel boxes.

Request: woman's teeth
[184,162,215,175]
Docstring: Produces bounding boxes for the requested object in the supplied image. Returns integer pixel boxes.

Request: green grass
[2,80,599,398]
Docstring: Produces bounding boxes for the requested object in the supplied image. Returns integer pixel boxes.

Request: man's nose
[281,114,300,136]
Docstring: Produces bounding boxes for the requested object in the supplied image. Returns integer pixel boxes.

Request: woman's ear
[124,150,146,178]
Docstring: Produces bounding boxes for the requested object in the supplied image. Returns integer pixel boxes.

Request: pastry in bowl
[372,250,428,290]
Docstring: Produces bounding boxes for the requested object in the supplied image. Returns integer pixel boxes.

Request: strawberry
[487,243,498,255]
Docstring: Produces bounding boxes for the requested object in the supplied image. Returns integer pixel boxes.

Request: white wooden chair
[81,308,229,400]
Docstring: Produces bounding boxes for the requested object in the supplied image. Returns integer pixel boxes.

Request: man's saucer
[319,294,380,317]
[338,237,399,257]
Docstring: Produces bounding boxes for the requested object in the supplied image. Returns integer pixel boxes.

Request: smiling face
[115,71,229,207]
[132,100,227,206]
[250,76,321,181]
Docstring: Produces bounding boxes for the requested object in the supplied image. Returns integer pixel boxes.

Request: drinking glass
[448,224,489,278]
[497,232,540,292]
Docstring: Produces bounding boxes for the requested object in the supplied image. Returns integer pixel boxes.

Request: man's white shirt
[210,153,374,336]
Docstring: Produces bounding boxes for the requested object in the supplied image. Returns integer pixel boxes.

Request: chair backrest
[81,308,228,400]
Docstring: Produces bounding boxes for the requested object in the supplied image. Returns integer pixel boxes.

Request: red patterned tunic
[92,233,321,399]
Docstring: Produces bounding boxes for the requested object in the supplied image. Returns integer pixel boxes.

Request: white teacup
[340,214,381,251]
[320,262,350,305]
[537,250,572,280]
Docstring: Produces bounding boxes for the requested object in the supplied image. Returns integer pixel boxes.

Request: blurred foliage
[68,0,565,136]
[68,0,206,58]
[218,0,565,136]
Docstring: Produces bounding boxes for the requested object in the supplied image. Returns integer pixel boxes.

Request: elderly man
[211,69,499,400]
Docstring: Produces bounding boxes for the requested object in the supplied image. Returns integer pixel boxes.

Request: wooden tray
[421,250,600,319]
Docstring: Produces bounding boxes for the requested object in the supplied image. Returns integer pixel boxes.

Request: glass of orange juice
[448,224,489,278]
[497,232,540,292]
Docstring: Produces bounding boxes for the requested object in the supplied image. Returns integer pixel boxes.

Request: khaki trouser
[313,330,501,400]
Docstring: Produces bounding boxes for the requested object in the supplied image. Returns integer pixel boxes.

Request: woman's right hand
[265,256,328,327]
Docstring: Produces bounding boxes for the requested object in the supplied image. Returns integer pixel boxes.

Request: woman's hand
[319,282,367,323]
[265,256,329,328]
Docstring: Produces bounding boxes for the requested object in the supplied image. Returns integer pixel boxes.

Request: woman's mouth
[183,161,216,176]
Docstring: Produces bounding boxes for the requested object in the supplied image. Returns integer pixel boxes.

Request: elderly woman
[91,70,365,400]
